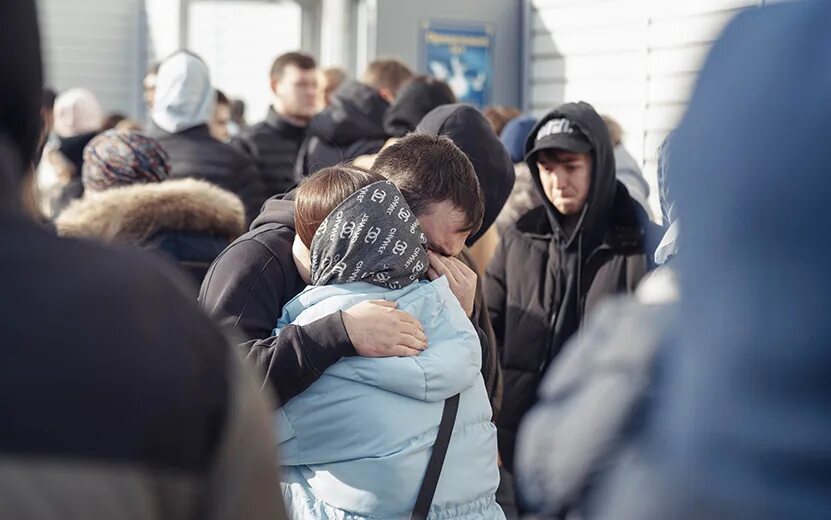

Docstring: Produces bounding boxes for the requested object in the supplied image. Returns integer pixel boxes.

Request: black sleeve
[460,248,503,419]
[484,234,509,353]
[199,238,357,404]
[472,295,503,421]
[243,312,355,403]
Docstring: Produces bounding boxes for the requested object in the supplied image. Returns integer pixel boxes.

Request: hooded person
[495,115,542,234]
[413,104,515,417]
[597,2,831,518]
[276,170,503,519]
[0,2,285,518]
[47,88,104,216]
[485,101,661,483]
[295,79,390,177]
[514,132,681,518]
[149,51,265,223]
[55,130,246,283]
[383,75,456,138]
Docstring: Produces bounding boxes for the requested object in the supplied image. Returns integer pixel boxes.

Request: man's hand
[342,300,427,357]
[426,251,477,317]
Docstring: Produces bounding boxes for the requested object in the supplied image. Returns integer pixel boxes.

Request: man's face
[209,102,232,142]
[272,65,318,120]
[536,148,593,215]
[417,200,472,258]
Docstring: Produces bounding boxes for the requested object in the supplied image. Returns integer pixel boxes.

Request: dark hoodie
[296,80,389,177]
[383,76,455,138]
[416,103,515,246]
[485,101,659,473]
[0,2,285,517]
[601,2,831,518]
[416,103,515,416]
[199,194,357,404]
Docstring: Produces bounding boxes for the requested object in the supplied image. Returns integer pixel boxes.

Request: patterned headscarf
[310,180,429,290]
[82,130,170,192]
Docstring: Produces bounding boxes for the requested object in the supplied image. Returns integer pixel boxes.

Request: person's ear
[270,76,280,96]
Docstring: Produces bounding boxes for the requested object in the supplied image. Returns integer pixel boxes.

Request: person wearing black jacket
[234,52,318,197]
[295,79,390,177]
[149,51,265,224]
[382,75,455,138]
[199,134,493,407]
[412,103,517,417]
[485,102,660,482]
[0,3,285,517]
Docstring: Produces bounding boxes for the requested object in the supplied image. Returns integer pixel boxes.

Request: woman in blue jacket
[274,166,502,519]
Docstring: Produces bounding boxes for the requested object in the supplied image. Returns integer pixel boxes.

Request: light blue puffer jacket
[273,276,503,520]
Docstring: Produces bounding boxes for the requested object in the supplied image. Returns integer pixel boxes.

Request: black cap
[525,117,592,161]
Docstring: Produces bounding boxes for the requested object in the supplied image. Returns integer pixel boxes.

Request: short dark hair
[363,59,413,96]
[295,165,384,248]
[373,134,484,236]
[270,52,316,80]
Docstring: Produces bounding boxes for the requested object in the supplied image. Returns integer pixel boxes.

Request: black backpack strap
[411,393,461,520]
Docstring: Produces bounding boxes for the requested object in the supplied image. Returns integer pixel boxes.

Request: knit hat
[53,88,103,138]
[82,130,170,192]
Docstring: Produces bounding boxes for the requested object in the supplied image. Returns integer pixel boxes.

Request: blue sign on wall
[421,21,494,108]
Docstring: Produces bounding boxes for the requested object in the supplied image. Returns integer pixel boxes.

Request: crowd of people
[3,0,830,518]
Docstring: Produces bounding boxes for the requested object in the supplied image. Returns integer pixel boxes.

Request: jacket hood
[307,80,388,146]
[417,103,515,245]
[0,0,43,192]
[524,102,617,249]
[310,180,428,290]
[250,193,296,231]
[383,78,455,138]
[55,178,244,243]
[501,115,537,163]
[151,51,215,134]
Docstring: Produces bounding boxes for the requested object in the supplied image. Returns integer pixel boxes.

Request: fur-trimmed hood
[56,178,245,244]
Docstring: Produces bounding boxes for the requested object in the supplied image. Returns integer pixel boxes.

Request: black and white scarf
[310,180,429,290]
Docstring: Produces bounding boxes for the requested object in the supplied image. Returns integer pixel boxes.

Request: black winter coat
[296,80,388,177]
[151,124,266,224]
[199,196,357,404]
[485,102,661,472]
[234,108,306,198]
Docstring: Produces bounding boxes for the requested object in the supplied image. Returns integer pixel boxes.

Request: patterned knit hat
[82,130,170,192]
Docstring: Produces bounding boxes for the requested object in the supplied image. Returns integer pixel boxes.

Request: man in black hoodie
[485,101,660,483]
[0,2,285,517]
[296,59,413,177]
[199,134,490,407]
[235,52,318,197]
